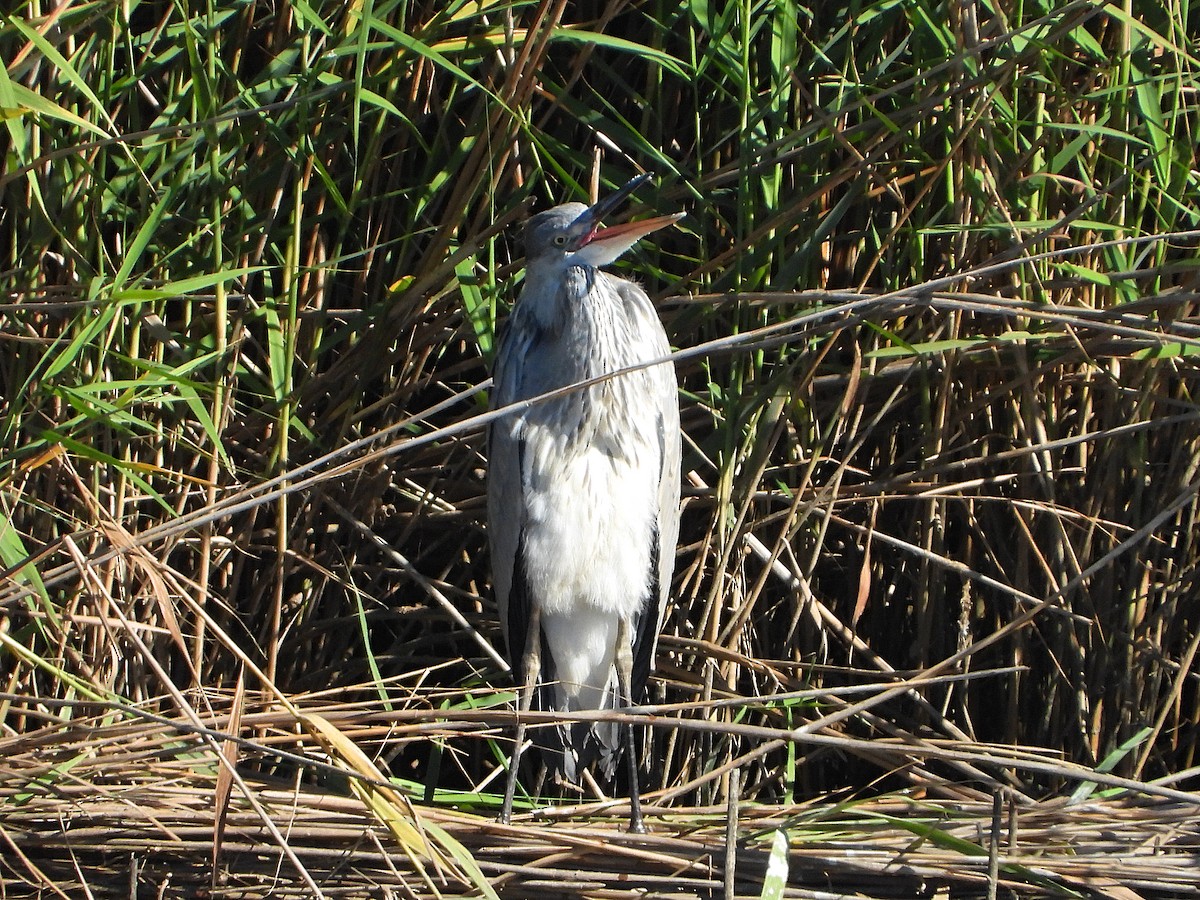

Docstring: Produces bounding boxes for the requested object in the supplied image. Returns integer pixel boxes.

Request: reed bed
[2,685,1199,898]
[2,0,1200,895]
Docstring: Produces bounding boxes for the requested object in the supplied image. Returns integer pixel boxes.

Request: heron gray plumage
[487,174,682,831]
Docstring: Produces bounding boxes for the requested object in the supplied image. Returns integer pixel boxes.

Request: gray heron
[487,174,682,832]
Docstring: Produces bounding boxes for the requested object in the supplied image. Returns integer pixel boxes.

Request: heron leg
[501,603,541,825]
[615,618,645,834]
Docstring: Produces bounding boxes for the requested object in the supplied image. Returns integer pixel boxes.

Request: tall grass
[2,0,1199,871]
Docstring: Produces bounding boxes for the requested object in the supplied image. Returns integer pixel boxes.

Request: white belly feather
[521,428,658,708]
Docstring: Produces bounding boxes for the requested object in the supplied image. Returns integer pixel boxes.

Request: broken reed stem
[725,766,740,900]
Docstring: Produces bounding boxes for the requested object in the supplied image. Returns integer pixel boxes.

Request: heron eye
[553,235,567,246]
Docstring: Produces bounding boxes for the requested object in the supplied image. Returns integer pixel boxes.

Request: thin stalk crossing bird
[488,174,682,831]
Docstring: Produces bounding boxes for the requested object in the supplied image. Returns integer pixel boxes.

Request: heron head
[524,174,683,267]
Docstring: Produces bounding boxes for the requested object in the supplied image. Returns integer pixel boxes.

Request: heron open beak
[581,211,685,246]
[584,173,652,220]
[570,174,683,265]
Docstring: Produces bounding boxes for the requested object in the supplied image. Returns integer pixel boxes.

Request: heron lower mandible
[487,174,682,832]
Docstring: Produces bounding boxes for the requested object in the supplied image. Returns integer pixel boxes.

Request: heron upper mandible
[488,174,682,832]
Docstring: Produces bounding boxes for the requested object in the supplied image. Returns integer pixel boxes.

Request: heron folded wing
[630,524,661,700]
